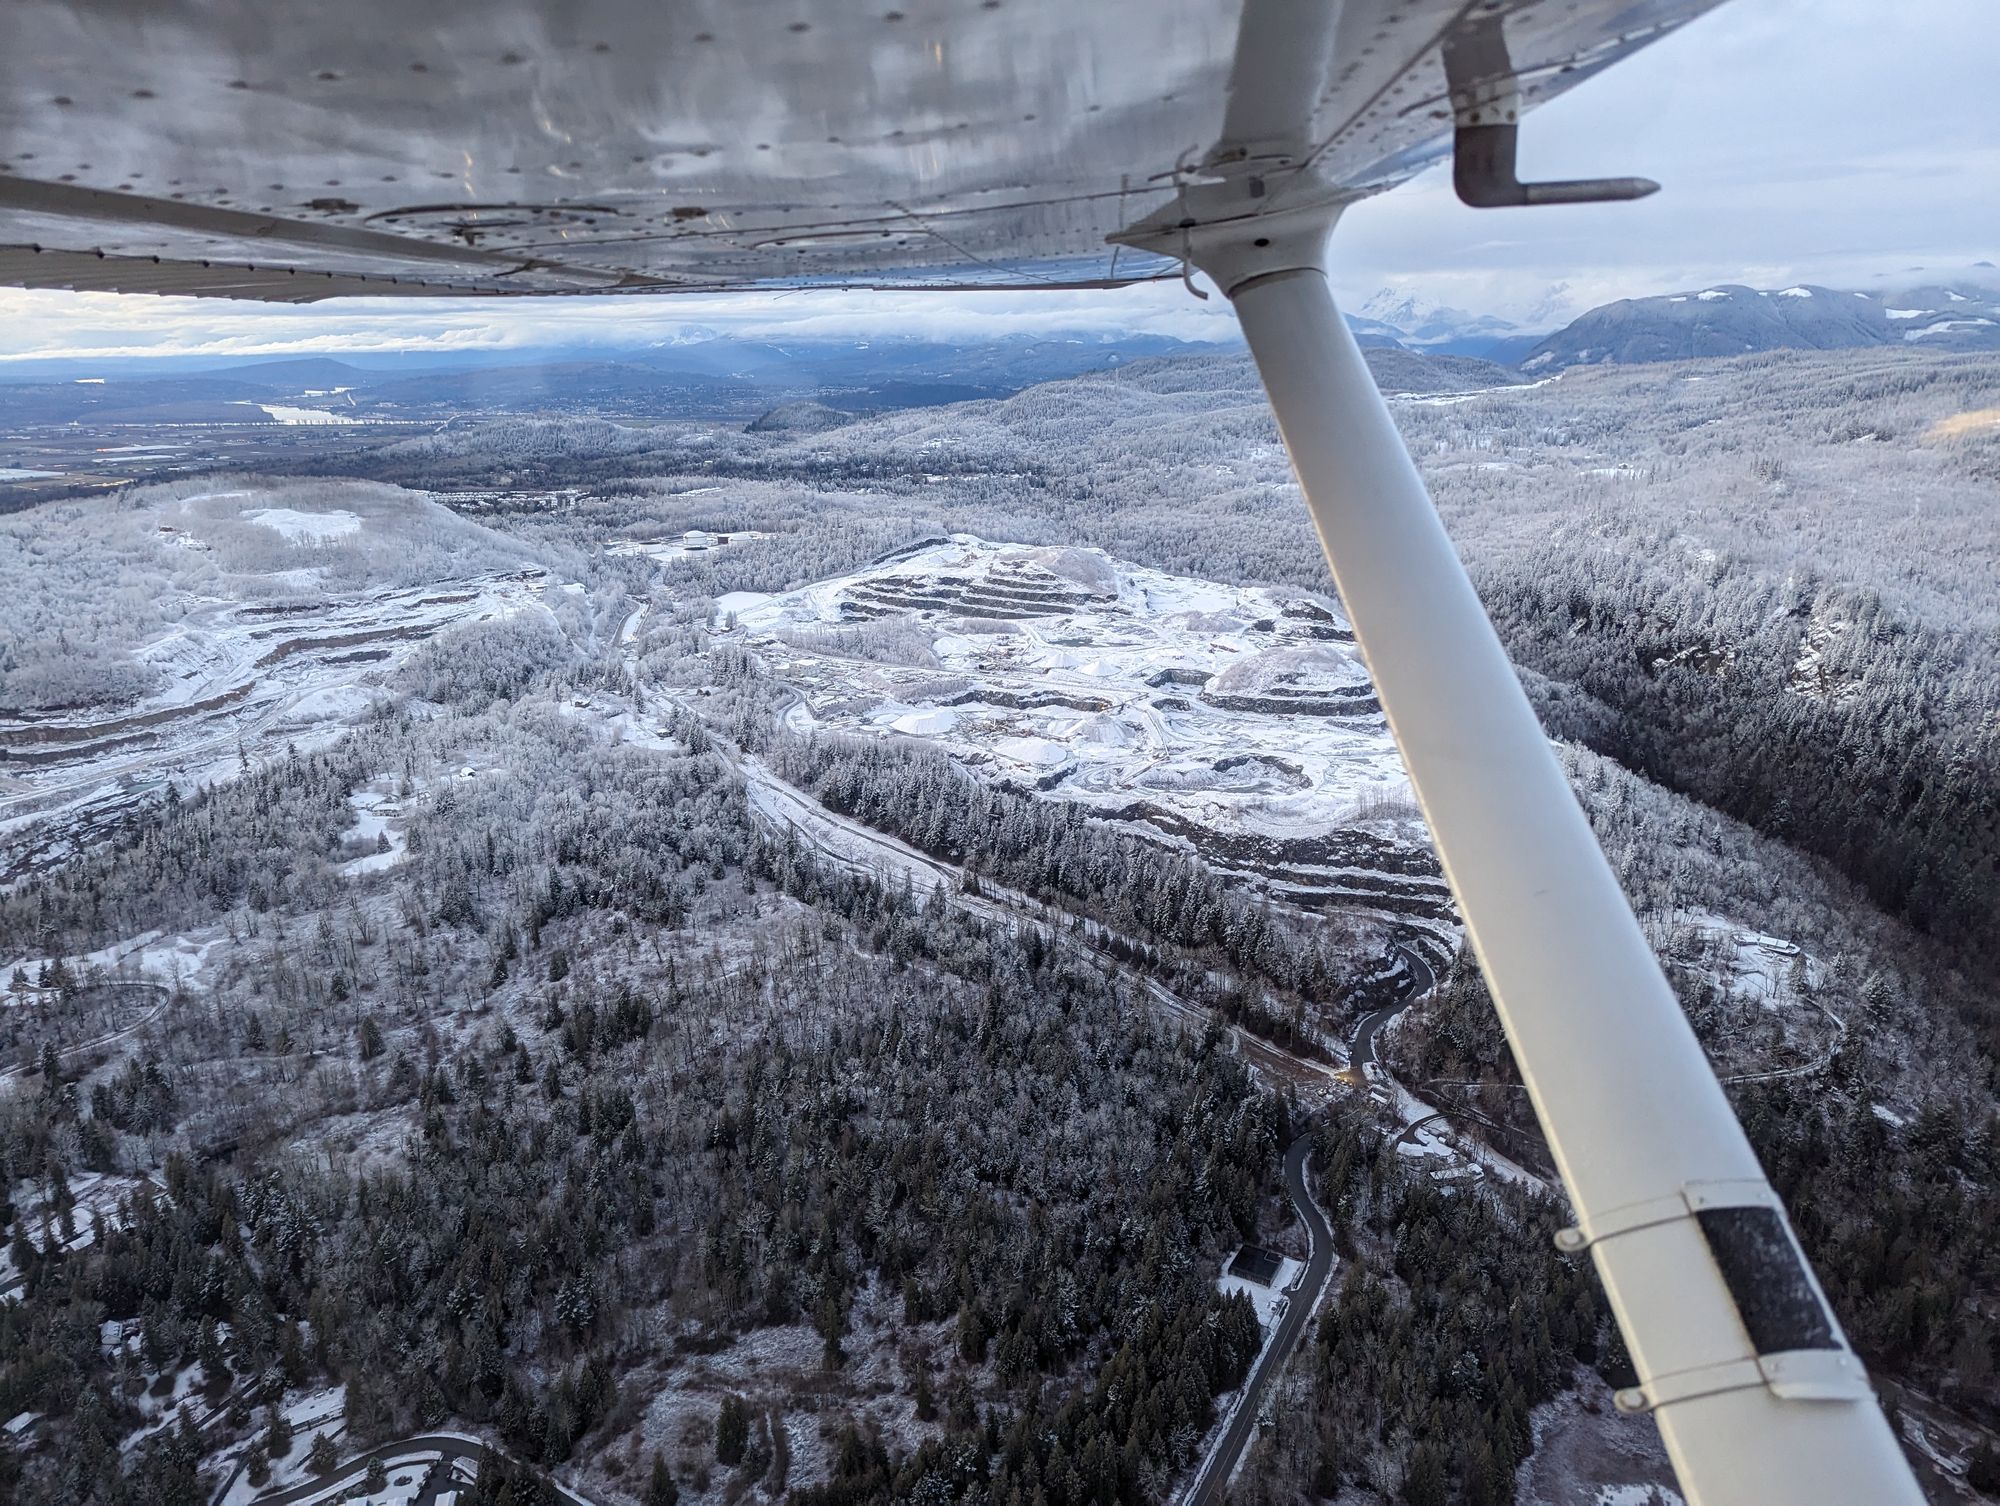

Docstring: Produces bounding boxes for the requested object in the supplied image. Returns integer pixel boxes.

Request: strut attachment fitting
[1445,15,1659,208]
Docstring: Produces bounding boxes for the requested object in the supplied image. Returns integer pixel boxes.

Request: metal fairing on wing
[0,0,1719,300]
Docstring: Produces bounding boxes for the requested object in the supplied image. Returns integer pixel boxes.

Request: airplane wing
[0,0,1716,300]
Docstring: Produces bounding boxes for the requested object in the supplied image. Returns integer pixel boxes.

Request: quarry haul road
[1347,943,1436,1078]
[234,1435,596,1506]
[0,981,171,1080]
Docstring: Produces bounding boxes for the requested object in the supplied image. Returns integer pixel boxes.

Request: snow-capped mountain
[1521,281,2000,372]
[1355,288,1543,362]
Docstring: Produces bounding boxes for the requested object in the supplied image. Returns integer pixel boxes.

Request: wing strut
[1120,201,1921,1506]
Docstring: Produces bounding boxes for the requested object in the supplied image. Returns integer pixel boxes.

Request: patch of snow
[714,590,774,620]
[1904,318,1997,340]
[242,507,363,543]
[238,403,361,426]
[1217,1256,1304,1326]
[890,708,957,736]
[1885,308,1928,319]
[340,781,409,877]
[1776,286,1813,298]
[995,735,1070,768]
[1696,289,1730,301]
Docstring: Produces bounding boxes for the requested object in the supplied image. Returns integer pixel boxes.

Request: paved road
[1179,943,1440,1503]
[1184,1131,1336,1506]
[1347,942,1435,1077]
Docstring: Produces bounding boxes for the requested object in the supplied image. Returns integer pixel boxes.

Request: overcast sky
[0,0,1991,364]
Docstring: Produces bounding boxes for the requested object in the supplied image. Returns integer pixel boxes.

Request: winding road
[1184,1130,1336,1506]
[1181,941,1438,1502]
[1346,942,1436,1080]
[223,1433,593,1506]
[0,980,172,1081]
[622,649,1442,1505]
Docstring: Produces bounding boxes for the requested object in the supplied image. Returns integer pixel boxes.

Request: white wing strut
[1135,203,1920,1506]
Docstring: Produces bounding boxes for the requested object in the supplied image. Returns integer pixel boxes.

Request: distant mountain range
[0,333,1241,426]
[1354,290,1545,364]
[1519,280,2000,372]
[4,272,1994,431]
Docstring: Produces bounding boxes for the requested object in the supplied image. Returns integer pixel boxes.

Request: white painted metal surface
[0,0,1721,298]
[1218,241,1921,1506]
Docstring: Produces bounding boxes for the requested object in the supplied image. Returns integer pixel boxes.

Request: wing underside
[0,0,1718,301]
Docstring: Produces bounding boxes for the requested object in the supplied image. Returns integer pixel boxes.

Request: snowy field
[732,537,1453,931]
[243,506,363,542]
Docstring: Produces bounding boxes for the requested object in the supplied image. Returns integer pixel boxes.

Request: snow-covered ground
[243,506,363,542]
[0,1170,154,1293]
[0,494,550,885]
[1,924,222,999]
[1670,911,1822,1005]
[731,537,1453,932]
[236,403,363,426]
[1217,1253,1304,1325]
[213,1385,348,1505]
[339,780,411,877]
[608,528,774,565]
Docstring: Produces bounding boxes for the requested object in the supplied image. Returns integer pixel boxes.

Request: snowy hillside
[727,537,1457,940]
[1522,280,2000,371]
[0,483,552,882]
